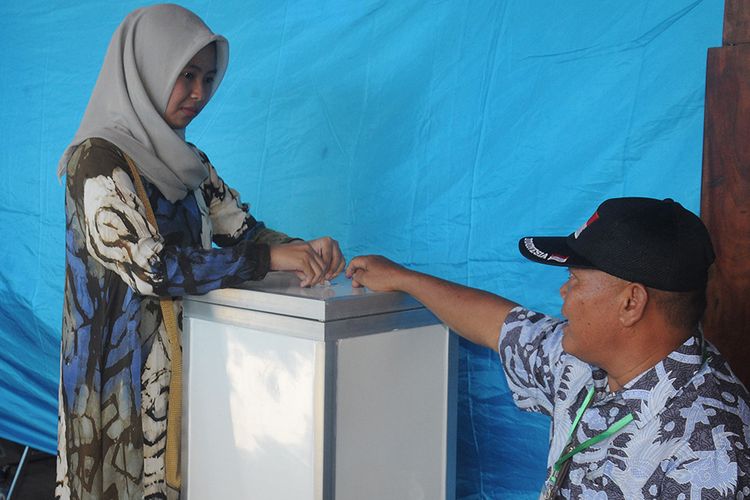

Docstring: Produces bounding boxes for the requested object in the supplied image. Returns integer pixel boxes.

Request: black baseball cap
[518,197,715,291]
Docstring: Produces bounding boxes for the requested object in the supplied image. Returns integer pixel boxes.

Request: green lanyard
[543,339,708,498]
[548,387,634,485]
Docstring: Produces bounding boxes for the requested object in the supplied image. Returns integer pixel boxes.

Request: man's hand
[307,236,345,280]
[346,255,410,291]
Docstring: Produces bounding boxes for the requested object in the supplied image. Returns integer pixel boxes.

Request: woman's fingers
[270,242,326,287]
[297,243,325,287]
[304,244,326,286]
[270,237,346,287]
[308,236,346,280]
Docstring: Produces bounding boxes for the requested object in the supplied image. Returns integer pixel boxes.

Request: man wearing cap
[346,197,750,498]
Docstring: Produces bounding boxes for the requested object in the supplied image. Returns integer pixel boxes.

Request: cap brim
[518,236,594,268]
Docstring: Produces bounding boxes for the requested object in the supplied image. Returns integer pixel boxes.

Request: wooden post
[700,0,750,387]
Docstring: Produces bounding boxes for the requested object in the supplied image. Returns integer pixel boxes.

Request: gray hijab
[57,3,229,203]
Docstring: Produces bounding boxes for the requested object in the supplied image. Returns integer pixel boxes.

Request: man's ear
[620,283,648,327]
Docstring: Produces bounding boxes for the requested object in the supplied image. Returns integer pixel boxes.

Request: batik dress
[56,138,294,499]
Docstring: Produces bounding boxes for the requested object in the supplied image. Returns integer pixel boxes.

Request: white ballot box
[182,272,456,500]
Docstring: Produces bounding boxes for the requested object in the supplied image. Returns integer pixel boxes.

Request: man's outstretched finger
[345,256,366,278]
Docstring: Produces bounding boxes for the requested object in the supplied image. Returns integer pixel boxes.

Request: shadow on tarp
[0,276,58,456]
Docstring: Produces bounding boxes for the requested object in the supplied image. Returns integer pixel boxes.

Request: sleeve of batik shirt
[197,152,299,247]
[75,139,270,297]
[498,306,569,417]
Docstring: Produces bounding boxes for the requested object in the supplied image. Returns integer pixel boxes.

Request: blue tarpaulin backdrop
[0,1,723,497]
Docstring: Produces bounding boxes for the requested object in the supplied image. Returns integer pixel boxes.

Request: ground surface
[0,438,54,500]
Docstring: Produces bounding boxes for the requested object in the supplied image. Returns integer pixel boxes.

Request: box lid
[184,271,423,321]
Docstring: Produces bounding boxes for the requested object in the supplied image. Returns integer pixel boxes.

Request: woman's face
[163,43,217,129]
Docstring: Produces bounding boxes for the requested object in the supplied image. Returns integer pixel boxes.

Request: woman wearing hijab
[56,5,344,498]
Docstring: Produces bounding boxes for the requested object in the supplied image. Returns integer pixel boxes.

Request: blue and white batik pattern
[499,307,750,499]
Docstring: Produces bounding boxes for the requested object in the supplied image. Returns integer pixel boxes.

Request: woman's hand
[307,236,345,280]
[269,237,345,287]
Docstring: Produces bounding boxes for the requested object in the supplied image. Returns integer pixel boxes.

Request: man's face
[559,268,626,366]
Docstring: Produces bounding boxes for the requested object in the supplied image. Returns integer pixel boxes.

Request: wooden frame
[700,0,750,387]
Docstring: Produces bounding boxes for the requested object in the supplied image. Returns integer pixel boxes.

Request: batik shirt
[57,138,295,500]
[499,307,750,499]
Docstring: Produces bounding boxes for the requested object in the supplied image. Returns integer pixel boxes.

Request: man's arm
[346,255,518,351]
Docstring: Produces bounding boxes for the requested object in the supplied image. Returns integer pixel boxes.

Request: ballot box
[181,272,456,500]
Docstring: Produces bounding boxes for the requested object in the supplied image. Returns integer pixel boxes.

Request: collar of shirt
[591,332,705,429]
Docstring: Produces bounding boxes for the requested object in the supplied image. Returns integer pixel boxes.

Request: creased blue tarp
[0,1,723,497]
